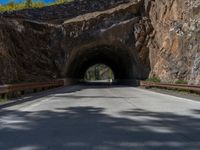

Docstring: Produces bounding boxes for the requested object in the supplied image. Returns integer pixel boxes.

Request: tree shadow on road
[0,84,129,109]
[0,106,200,150]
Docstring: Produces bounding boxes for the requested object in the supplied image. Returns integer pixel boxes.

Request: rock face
[0,0,151,84]
[0,0,199,84]
[144,0,200,84]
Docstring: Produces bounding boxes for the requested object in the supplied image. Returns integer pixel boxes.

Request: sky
[0,0,55,5]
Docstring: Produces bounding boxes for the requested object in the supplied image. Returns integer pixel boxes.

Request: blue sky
[0,0,55,5]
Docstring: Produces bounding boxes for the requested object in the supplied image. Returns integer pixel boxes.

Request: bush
[146,76,161,83]
[0,98,7,103]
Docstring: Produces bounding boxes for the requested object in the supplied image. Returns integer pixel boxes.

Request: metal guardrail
[1,80,199,99]
[140,81,200,93]
[0,80,64,99]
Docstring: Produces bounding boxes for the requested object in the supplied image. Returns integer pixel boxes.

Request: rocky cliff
[0,0,199,84]
[144,0,200,84]
[0,0,149,84]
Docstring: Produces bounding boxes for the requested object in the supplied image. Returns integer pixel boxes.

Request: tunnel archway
[65,45,139,81]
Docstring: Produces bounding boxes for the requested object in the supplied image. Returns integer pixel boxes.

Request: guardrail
[140,81,200,94]
[0,80,64,99]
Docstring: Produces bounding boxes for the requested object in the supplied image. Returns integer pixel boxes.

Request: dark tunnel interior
[66,45,137,80]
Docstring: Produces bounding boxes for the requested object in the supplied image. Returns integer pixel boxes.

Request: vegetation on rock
[146,77,161,83]
[0,98,7,104]
[175,79,188,85]
[0,0,73,12]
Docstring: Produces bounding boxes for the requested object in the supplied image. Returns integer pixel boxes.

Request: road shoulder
[142,87,200,102]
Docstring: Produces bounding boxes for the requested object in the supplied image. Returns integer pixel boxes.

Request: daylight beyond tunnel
[65,45,150,81]
[84,64,114,81]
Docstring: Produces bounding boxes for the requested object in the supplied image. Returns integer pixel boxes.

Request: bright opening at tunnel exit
[84,64,114,82]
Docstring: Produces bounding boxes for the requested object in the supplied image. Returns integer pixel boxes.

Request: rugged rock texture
[1,0,133,24]
[144,0,200,84]
[0,0,151,84]
[0,0,199,85]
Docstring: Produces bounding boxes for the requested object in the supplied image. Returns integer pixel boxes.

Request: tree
[7,0,15,8]
[25,0,32,8]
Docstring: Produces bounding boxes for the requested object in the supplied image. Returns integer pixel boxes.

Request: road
[0,84,200,150]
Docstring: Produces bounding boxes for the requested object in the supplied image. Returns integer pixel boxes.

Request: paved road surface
[0,84,200,150]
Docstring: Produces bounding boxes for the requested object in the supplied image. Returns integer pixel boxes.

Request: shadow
[191,109,200,114]
[0,85,76,109]
[54,95,137,99]
[0,83,134,109]
[80,80,140,86]
[0,106,200,150]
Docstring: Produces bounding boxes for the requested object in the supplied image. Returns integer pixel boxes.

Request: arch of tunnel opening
[0,0,152,84]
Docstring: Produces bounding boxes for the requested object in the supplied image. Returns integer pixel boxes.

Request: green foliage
[0,0,73,12]
[146,76,161,83]
[0,1,46,12]
[25,0,33,8]
[84,64,114,81]
[175,79,188,84]
[55,0,73,4]
[0,98,7,104]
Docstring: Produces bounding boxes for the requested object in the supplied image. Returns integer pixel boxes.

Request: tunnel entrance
[65,45,150,84]
[66,45,136,81]
[84,64,114,82]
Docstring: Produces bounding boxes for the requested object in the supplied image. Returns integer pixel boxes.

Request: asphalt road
[0,84,200,150]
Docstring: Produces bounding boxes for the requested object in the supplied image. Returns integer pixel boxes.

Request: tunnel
[65,45,141,82]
